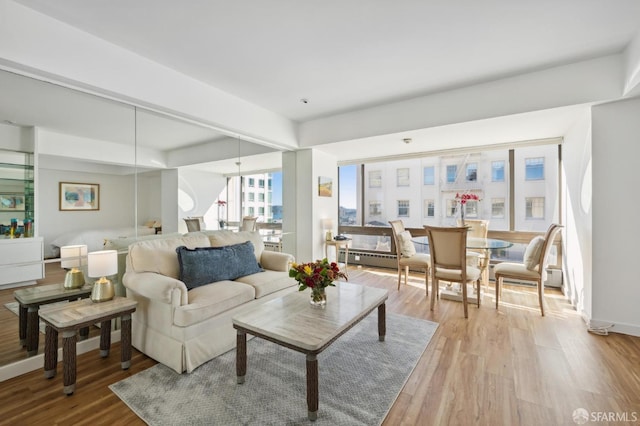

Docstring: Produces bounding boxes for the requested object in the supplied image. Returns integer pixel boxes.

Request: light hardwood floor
[1,266,639,425]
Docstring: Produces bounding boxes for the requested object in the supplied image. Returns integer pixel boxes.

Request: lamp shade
[60,245,88,269]
[321,218,334,230]
[88,250,118,278]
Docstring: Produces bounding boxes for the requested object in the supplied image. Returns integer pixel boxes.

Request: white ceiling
[4,0,640,171]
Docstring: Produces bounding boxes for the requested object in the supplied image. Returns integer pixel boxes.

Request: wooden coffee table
[39,296,137,395]
[232,282,388,421]
[14,282,93,356]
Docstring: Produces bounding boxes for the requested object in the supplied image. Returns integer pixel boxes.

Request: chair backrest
[183,218,201,232]
[241,216,258,232]
[457,219,489,239]
[425,225,468,271]
[537,223,563,270]
[388,220,406,261]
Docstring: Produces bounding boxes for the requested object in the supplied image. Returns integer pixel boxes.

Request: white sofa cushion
[234,270,295,298]
[173,280,255,327]
[205,230,265,262]
[129,234,210,279]
[397,230,416,258]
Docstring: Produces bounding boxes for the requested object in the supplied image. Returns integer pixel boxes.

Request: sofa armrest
[260,250,295,272]
[123,271,188,306]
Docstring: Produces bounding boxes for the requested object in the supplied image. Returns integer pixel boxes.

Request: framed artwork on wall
[0,193,25,211]
[59,182,100,211]
[318,176,332,197]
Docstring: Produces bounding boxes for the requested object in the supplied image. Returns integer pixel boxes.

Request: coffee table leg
[18,303,27,346]
[27,306,39,356]
[44,325,58,379]
[236,330,246,384]
[62,330,77,395]
[100,320,111,357]
[378,303,386,342]
[121,314,132,370]
[306,354,319,421]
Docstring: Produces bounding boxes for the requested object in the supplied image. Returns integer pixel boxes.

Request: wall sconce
[88,250,117,302]
[61,244,88,289]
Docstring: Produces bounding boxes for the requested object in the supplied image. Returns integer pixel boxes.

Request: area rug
[110,312,438,426]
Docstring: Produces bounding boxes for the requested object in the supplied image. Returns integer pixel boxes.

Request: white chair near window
[494,223,562,316]
[389,220,430,296]
[241,216,258,232]
[457,219,490,288]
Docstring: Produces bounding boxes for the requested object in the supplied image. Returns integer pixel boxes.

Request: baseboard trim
[585,317,640,337]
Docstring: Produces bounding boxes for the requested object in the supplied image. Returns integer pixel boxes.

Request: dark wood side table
[14,283,93,356]
[39,296,137,395]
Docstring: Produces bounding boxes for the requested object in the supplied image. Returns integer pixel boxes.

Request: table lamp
[61,244,88,289]
[88,250,117,302]
[322,218,334,241]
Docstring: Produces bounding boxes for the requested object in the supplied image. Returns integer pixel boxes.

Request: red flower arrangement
[216,200,227,206]
[289,258,347,291]
[455,193,481,204]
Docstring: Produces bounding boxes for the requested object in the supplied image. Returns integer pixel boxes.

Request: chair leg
[462,280,468,319]
[397,268,402,291]
[404,266,409,287]
[476,279,480,308]
[537,279,545,317]
[430,278,437,311]
[495,276,501,310]
[424,268,429,297]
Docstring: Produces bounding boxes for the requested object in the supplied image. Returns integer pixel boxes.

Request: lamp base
[64,269,85,289]
[91,277,115,303]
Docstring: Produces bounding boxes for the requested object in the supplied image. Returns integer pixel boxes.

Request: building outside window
[525,197,545,219]
[369,201,382,216]
[423,199,435,217]
[258,193,265,202]
[248,178,255,187]
[492,198,505,218]
[446,199,457,217]
[397,168,410,186]
[248,206,255,215]
[248,192,255,202]
[465,200,479,218]
[423,166,435,185]
[525,157,544,180]
[258,207,265,215]
[398,200,410,217]
[258,179,265,188]
[492,161,505,182]
[446,165,457,183]
[369,170,382,188]
[466,163,478,182]
[268,179,272,190]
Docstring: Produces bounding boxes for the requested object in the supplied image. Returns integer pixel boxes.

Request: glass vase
[309,287,327,308]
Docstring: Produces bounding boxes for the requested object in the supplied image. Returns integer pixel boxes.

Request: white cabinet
[0,237,43,288]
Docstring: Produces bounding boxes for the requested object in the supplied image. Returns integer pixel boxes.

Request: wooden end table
[232,282,388,421]
[14,283,93,356]
[39,296,137,395]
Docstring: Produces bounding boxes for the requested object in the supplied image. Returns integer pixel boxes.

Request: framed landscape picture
[0,193,25,211]
[318,176,332,197]
[59,182,100,211]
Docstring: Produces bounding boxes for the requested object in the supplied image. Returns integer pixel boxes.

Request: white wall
[591,96,640,336]
[38,168,135,257]
[561,110,592,319]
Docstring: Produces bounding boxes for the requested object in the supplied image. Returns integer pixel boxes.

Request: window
[423,199,435,218]
[268,192,272,203]
[248,192,255,202]
[492,161,505,182]
[248,206,255,215]
[369,201,382,216]
[258,179,265,188]
[492,198,505,218]
[258,193,265,202]
[258,207,265,215]
[446,199,457,217]
[268,179,272,190]
[248,178,255,187]
[466,163,477,182]
[526,197,545,219]
[397,200,410,217]
[446,165,457,183]
[525,157,544,180]
[423,166,434,185]
[397,168,410,186]
[465,200,479,218]
[369,170,382,188]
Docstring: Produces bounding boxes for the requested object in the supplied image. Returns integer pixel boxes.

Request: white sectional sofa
[122,230,296,373]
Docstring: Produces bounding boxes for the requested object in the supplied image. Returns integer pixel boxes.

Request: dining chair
[389,220,430,296]
[241,216,258,232]
[457,219,490,289]
[425,225,481,319]
[494,223,562,316]
[184,216,205,232]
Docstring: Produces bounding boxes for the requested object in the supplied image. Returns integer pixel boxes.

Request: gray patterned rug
[110,312,438,426]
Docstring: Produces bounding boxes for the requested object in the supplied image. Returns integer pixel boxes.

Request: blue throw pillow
[176,241,263,290]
